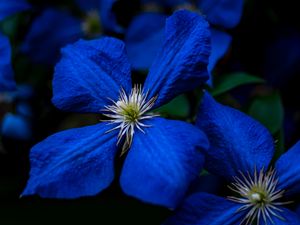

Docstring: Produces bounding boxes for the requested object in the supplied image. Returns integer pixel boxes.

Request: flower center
[228,168,291,225]
[103,85,157,155]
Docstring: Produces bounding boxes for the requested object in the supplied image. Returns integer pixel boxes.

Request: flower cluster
[1,0,300,224]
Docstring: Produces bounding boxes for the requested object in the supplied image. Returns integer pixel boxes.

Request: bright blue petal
[125,12,166,70]
[208,29,232,84]
[164,192,243,225]
[52,37,132,113]
[0,0,30,20]
[1,113,31,140]
[275,141,300,196]
[21,9,83,64]
[197,0,244,28]
[144,10,211,108]
[0,33,15,92]
[196,92,275,180]
[22,122,118,198]
[120,117,208,208]
[75,0,100,11]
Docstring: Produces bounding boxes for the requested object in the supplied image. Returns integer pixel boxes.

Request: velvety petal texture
[196,93,275,180]
[120,117,209,208]
[22,123,118,198]
[164,193,243,225]
[143,10,211,108]
[125,12,166,70]
[0,0,30,20]
[0,33,15,92]
[21,9,83,64]
[99,0,122,33]
[197,0,244,28]
[275,141,300,196]
[52,37,132,113]
[208,29,232,83]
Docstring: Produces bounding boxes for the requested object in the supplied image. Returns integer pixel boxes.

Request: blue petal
[99,0,122,33]
[22,122,118,198]
[1,113,31,140]
[125,12,166,70]
[208,29,232,84]
[196,92,275,180]
[197,0,244,28]
[0,33,15,92]
[144,10,211,108]
[52,37,132,113]
[21,9,83,65]
[0,0,30,20]
[164,192,243,225]
[75,0,100,11]
[120,117,208,208]
[275,141,300,196]
[141,0,189,7]
[262,207,300,225]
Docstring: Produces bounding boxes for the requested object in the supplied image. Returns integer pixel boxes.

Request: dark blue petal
[52,37,132,113]
[99,0,122,33]
[22,122,118,198]
[125,12,166,70]
[21,9,83,65]
[208,29,232,84]
[262,207,300,225]
[1,113,31,140]
[141,0,189,7]
[75,0,100,11]
[143,10,211,108]
[275,141,300,196]
[0,0,30,20]
[197,0,244,28]
[196,92,275,180]
[164,193,243,225]
[0,33,15,92]
[120,117,208,208]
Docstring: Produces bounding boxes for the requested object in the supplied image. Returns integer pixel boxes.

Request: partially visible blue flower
[126,0,243,83]
[164,93,300,224]
[0,0,30,91]
[0,33,15,92]
[0,84,33,140]
[21,9,83,65]
[22,10,211,208]
[0,0,30,20]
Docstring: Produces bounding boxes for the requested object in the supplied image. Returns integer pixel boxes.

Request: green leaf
[153,94,190,118]
[248,92,284,134]
[211,72,264,96]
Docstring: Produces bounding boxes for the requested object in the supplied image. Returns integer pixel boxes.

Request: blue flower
[0,0,30,91]
[164,92,300,224]
[22,10,210,208]
[126,0,243,83]
[0,0,30,20]
[0,33,15,92]
[21,0,122,65]
[21,9,83,65]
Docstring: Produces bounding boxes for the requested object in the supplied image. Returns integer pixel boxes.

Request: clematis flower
[21,0,121,65]
[126,0,243,83]
[164,92,300,224]
[22,10,211,208]
[0,0,30,91]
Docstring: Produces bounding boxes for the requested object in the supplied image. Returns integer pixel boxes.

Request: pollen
[102,84,158,155]
[228,168,292,225]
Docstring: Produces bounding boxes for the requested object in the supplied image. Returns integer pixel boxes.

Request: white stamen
[102,84,158,155]
[228,168,292,225]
